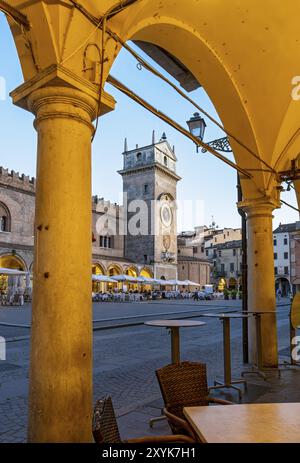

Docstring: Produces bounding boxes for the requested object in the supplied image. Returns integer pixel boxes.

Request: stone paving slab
[0,299,292,442]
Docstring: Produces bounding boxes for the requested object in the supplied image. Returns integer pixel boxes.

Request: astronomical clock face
[160,203,173,228]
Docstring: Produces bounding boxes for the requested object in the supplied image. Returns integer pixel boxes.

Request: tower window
[0,202,11,232]
[164,156,168,166]
[136,152,142,162]
[144,184,149,194]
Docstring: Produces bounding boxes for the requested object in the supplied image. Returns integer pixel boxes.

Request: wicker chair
[92,395,194,443]
[156,362,232,440]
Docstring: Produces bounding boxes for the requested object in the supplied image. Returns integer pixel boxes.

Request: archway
[140,267,153,278]
[108,264,122,277]
[4,0,300,441]
[0,254,25,295]
[218,278,227,292]
[140,267,154,291]
[125,266,138,291]
[275,277,290,298]
[108,264,122,291]
[92,262,105,293]
[125,266,138,277]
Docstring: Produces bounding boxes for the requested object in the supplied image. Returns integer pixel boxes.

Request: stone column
[241,199,279,367]
[11,66,114,442]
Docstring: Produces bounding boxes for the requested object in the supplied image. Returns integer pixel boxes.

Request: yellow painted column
[243,200,279,367]
[25,85,97,442]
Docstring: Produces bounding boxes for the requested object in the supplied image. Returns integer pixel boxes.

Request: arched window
[136,152,142,162]
[0,203,11,232]
[164,155,168,166]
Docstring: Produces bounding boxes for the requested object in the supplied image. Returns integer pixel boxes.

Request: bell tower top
[121,132,178,176]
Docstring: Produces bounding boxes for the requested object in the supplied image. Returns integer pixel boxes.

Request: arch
[0,254,26,296]
[113,9,264,199]
[0,202,11,232]
[0,254,26,271]
[157,192,175,202]
[107,264,122,277]
[275,277,291,297]
[92,262,106,293]
[125,266,138,278]
[92,262,106,275]
[218,278,227,292]
[140,267,154,278]
[6,1,300,201]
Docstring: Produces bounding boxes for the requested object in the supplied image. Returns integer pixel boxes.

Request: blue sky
[0,15,298,231]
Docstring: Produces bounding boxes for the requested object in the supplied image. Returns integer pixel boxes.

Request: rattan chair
[156,361,232,439]
[92,395,194,443]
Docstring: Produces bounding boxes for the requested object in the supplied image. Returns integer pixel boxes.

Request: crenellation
[94,197,120,214]
[0,167,36,193]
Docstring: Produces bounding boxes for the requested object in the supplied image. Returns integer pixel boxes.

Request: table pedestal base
[241,365,281,379]
[209,378,247,401]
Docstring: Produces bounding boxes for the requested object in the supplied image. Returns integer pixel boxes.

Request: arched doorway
[140,267,154,291]
[0,254,25,295]
[108,264,122,277]
[108,264,122,291]
[125,266,138,291]
[92,263,105,293]
[218,278,227,292]
[140,268,153,279]
[275,277,290,297]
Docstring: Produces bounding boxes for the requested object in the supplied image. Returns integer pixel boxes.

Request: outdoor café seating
[92,395,194,444]
[156,361,232,437]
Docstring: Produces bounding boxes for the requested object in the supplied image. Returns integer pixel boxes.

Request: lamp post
[186,113,249,363]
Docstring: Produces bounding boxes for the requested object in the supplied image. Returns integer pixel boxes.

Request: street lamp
[186,112,232,153]
[186,112,206,151]
[187,112,248,362]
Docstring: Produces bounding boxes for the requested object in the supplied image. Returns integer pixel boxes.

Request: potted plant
[223,289,229,300]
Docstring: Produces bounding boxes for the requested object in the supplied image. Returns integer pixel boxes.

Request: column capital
[237,196,281,219]
[10,64,115,119]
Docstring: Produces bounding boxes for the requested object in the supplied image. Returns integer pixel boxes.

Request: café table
[184,402,300,443]
[144,319,206,363]
[145,319,206,428]
[240,310,281,379]
[200,313,250,399]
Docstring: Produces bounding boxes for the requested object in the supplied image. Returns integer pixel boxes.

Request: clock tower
[118,132,181,280]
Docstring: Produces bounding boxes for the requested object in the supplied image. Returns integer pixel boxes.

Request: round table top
[144,319,206,328]
[200,312,250,319]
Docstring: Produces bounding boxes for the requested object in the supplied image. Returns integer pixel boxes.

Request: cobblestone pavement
[0,299,292,442]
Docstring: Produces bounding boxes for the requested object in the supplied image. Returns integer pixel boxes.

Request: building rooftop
[273,223,299,234]
[210,239,242,250]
